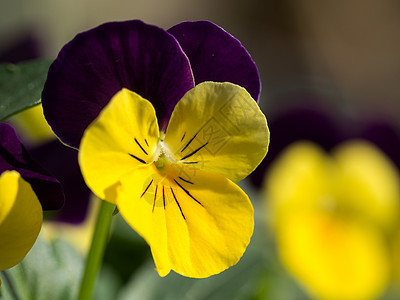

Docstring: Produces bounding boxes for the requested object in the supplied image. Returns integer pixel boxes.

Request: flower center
[152,133,177,171]
[154,153,168,170]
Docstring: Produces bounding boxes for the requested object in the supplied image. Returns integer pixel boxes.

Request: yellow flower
[0,171,43,271]
[265,141,400,300]
[78,82,269,278]
[7,105,54,146]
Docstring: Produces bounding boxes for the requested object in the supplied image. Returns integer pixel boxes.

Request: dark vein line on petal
[141,179,153,198]
[181,132,186,142]
[179,176,194,184]
[174,179,203,207]
[152,184,158,213]
[182,161,198,164]
[162,185,166,209]
[135,138,148,155]
[181,133,198,152]
[170,186,185,220]
[129,153,146,164]
[181,143,208,160]
[144,139,149,147]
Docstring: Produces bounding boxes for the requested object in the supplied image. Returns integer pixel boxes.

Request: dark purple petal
[29,140,91,224]
[357,118,400,171]
[42,20,194,148]
[0,123,64,210]
[168,20,261,101]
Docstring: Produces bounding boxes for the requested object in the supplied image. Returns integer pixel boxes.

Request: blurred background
[2,0,400,121]
[1,0,400,299]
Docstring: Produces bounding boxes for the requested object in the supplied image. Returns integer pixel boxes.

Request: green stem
[77,200,115,300]
[1,270,20,300]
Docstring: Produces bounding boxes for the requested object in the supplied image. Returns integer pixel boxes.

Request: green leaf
[0,237,119,300]
[1,238,83,300]
[0,59,52,121]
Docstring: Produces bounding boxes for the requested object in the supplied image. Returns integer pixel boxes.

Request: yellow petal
[277,211,389,300]
[0,171,43,270]
[79,88,160,201]
[265,142,334,225]
[333,140,400,231]
[116,162,254,278]
[164,82,269,183]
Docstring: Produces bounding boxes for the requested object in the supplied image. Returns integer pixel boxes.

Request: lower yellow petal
[0,171,43,270]
[116,163,254,278]
[277,212,389,300]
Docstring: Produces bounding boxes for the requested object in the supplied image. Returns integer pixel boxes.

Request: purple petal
[29,140,91,224]
[357,118,400,171]
[0,123,64,210]
[42,20,194,148]
[168,20,261,101]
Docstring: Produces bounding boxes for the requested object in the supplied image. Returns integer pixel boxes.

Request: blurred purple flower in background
[29,140,91,223]
[0,123,64,210]
[250,91,400,187]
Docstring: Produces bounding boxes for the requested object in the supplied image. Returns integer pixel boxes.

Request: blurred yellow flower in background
[264,140,400,300]
[8,104,54,146]
[0,171,43,272]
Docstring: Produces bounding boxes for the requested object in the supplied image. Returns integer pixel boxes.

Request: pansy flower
[265,140,399,300]
[0,123,64,274]
[41,20,269,277]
